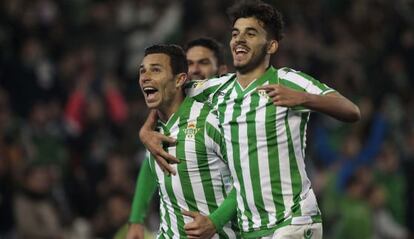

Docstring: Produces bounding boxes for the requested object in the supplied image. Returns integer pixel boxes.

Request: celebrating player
[140,1,361,238]
[126,44,238,239]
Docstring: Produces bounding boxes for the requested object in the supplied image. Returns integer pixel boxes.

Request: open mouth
[142,86,158,101]
[234,45,249,56]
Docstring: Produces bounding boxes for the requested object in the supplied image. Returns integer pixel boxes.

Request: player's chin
[145,101,160,109]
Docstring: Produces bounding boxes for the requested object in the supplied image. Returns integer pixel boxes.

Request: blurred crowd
[0,0,413,238]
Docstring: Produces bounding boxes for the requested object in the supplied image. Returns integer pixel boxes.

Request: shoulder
[193,73,235,88]
[277,67,316,89]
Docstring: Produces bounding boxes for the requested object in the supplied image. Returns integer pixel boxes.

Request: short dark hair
[185,37,225,66]
[227,0,284,41]
[144,44,188,75]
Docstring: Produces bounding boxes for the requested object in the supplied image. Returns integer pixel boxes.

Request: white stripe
[222,225,237,238]
[158,171,169,233]
[221,88,249,231]
[276,107,294,219]
[156,156,180,236]
[255,94,278,227]
[167,122,190,234]
[286,111,309,199]
[284,71,326,95]
[185,104,210,215]
[238,94,262,228]
[205,132,228,205]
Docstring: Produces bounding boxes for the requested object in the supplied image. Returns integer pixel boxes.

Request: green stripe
[205,121,222,149]
[195,104,218,215]
[299,113,309,156]
[228,94,255,230]
[279,78,305,92]
[150,152,174,237]
[265,99,285,222]
[175,101,198,215]
[206,121,227,163]
[247,93,269,226]
[236,67,276,96]
[284,111,302,217]
[164,97,193,130]
[160,128,185,237]
[266,71,286,222]
[212,77,235,108]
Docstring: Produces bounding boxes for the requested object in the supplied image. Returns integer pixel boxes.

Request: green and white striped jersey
[188,66,335,238]
[147,97,237,239]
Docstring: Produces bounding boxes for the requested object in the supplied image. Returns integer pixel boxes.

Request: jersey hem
[241,214,322,238]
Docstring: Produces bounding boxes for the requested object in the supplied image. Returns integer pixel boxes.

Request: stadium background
[0,0,413,238]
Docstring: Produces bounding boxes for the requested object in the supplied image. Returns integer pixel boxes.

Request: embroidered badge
[257,89,270,99]
[184,121,200,139]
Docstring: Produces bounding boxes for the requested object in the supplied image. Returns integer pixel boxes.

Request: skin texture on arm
[257,84,361,122]
[139,110,178,175]
[126,223,145,239]
[183,189,237,239]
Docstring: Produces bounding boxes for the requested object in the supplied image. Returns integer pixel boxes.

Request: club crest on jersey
[184,121,200,139]
[258,89,270,99]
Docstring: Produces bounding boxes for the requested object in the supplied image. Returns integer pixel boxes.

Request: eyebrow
[232,27,259,33]
[139,63,163,69]
[189,57,211,62]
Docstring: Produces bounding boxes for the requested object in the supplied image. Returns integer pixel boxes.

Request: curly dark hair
[227,0,284,41]
[185,37,225,66]
[144,44,188,75]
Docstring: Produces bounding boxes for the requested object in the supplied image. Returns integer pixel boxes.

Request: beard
[234,44,268,74]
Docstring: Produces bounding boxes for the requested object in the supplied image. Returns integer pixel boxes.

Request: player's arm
[183,189,237,239]
[127,157,157,239]
[139,110,179,175]
[258,70,360,122]
[260,85,360,122]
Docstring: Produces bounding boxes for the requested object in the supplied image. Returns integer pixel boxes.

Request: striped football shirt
[147,97,237,238]
[187,66,335,238]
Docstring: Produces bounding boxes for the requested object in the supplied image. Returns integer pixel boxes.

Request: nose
[234,32,247,43]
[190,64,201,74]
[139,72,151,84]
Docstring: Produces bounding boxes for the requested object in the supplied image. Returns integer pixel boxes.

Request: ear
[218,65,228,76]
[267,40,278,54]
[175,73,188,88]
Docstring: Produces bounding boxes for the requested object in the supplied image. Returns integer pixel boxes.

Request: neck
[157,93,185,123]
[237,57,270,88]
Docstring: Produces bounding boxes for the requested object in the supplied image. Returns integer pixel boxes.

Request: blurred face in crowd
[186,46,219,80]
[26,166,51,194]
[139,53,186,115]
[230,17,277,73]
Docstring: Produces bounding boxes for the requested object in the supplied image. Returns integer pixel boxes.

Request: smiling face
[186,46,219,80]
[230,17,272,74]
[139,53,178,110]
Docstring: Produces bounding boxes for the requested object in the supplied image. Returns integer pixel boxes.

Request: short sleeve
[278,68,336,112]
[185,74,235,103]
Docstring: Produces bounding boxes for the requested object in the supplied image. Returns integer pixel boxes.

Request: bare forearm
[303,92,361,122]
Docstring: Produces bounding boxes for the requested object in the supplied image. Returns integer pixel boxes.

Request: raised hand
[139,110,179,175]
[257,84,307,107]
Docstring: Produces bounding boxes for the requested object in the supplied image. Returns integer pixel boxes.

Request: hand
[183,210,216,239]
[139,111,179,175]
[126,223,145,239]
[257,84,307,107]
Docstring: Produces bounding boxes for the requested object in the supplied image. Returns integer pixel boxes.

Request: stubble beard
[234,44,268,74]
